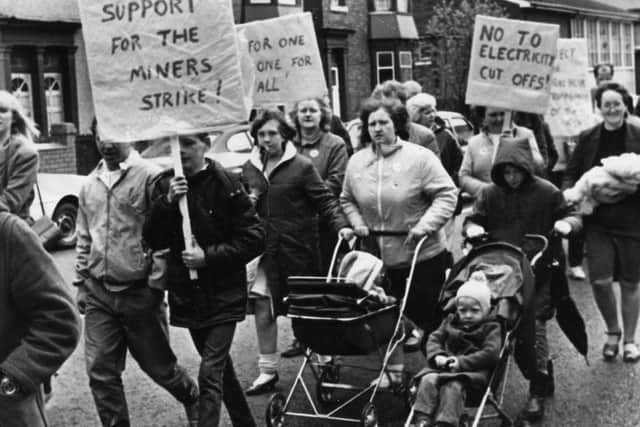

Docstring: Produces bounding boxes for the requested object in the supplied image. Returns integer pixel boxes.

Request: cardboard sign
[545,38,599,137]
[78,0,249,142]
[236,13,328,109]
[466,15,559,114]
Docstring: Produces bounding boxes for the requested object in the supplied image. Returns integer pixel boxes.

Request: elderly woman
[406,93,463,180]
[0,90,40,222]
[459,106,543,198]
[242,109,351,394]
[341,97,458,386]
[564,82,640,362]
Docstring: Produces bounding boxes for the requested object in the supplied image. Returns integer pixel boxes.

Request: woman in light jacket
[341,97,458,387]
[0,90,40,222]
[459,105,543,199]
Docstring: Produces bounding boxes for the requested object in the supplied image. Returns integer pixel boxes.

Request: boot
[522,369,551,421]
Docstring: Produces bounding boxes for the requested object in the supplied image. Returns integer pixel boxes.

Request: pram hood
[338,250,384,292]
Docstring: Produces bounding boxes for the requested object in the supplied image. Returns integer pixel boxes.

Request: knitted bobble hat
[456,271,492,315]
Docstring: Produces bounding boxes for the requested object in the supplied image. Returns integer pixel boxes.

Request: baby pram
[265,231,428,427]
[404,234,548,427]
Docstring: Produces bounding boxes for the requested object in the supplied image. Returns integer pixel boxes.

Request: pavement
[45,245,640,427]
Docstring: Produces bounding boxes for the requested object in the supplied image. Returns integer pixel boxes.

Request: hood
[490,136,534,188]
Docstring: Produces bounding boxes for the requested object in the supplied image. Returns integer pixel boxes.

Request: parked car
[435,111,475,152]
[140,124,253,175]
[31,173,86,249]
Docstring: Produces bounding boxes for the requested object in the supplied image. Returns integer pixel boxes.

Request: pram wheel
[360,402,379,427]
[265,393,286,427]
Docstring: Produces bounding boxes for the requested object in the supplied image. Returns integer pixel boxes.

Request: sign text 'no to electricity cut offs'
[236,12,328,110]
[78,0,249,143]
[466,15,560,114]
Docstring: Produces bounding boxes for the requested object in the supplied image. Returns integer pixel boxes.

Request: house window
[376,51,394,84]
[44,73,64,129]
[573,18,634,68]
[397,0,408,13]
[249,0,271,3]
[374,0,391,11]
[10,73,34,119]
[330,0,347,12]
[399,51,413,81]
[278,0,296,4]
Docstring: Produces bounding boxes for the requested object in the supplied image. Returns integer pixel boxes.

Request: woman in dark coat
[242,109,351,394]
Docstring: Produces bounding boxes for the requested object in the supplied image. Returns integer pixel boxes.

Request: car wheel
[52,201,78,248]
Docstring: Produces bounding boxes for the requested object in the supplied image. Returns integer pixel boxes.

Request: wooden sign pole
[170,135,198,280]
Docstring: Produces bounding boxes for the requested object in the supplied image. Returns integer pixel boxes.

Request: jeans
[0,387,47,427]
[414,374,466,425]
[84,279,198,427]
[189,323,256,427]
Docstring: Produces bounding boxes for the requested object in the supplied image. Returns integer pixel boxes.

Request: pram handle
[524,234,548,268]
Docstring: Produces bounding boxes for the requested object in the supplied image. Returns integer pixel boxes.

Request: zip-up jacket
[341,139,458,268]
[75,152,160,284]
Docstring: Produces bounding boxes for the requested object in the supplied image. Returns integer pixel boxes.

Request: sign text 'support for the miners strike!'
[78,0,248,142]
[466,15,560,114]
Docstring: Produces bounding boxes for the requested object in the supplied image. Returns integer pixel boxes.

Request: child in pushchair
[411,271,502,427]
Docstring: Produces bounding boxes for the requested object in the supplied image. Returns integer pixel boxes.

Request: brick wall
[37,123,78,174]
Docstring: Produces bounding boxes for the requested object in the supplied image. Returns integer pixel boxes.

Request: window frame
[571,17,634,69]
[376,51,395,84]
[330,0,348,12]
[398,50,413,81]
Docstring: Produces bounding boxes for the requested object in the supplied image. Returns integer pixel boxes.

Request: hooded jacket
[242,142,348,314]
[144,159,264,328]
[0,135,39,221]
[465,138,581,248]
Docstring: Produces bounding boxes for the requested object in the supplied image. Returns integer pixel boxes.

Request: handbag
[32,179,61,250]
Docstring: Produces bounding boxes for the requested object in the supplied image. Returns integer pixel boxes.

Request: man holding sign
[74,122,199,427]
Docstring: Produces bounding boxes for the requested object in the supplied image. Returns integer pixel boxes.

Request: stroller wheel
[360,402,379,427]
[316,371,334,406]
[265,393,286,427]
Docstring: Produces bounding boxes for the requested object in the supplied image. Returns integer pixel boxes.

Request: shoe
[569,266,586,280]
[603,330,622,361]
[623,342,640,363]
[404,329,424,353]
[281,339,305,358]
[246,373,279,396]
[522,394,545,421]
[184,400,199,427]
[370,371,403,389]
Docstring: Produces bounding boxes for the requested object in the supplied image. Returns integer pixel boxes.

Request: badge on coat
[309,149,319,158]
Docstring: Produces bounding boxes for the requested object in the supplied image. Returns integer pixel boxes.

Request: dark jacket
[466,138,580,248]
[242,142,348,314]
[0,212,80,396]
[563,120,640,238]
[417,313,502,391]
[433,123,463,182]
[294,131,348,197]
[329,114,353,156]
[144,160,265,328]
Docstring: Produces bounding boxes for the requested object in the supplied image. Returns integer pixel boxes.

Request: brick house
[0,0,97,174]
[413,0,640,109]
[238,0,420,121]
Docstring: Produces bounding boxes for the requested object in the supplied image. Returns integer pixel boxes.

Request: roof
[528,0,637,19]
[0,0,80,23]
[369,13,419,40]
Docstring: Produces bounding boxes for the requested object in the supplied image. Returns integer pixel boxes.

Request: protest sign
[236,13,328,109]
[466,15,559,114]
[545,38,598,137]
[78,0,249,143]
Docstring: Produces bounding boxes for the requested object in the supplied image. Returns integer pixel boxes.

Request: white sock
[258,352,279,374]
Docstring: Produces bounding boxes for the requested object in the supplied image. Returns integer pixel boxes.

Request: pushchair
[264,231,428,427]
[404,234,549,427]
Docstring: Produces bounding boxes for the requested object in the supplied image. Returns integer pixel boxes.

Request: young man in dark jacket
[144,134,265,427]
[464,138,581,424]
[0,212,81,427]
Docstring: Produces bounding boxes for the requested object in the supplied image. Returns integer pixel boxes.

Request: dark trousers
[189,323,256,427]
[0,386,47,427]
[386,251,447,334]
[414,375,466,425]
[84,279,198,427]
[549,170,584,268]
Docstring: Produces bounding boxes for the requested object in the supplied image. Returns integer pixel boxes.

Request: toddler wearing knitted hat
[456,271,493,329]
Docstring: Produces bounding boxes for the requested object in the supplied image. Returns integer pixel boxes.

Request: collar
[96,148,140,173]
[249,141,297,177]
[298,130,323,147]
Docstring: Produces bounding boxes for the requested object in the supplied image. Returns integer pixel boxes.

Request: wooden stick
[502,110,513,133]
[170,135,198,280]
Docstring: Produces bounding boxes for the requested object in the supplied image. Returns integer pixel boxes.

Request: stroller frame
[404,234,548,427]
[265,233,429,427]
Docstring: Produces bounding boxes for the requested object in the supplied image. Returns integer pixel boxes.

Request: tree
[424,0,507,113]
